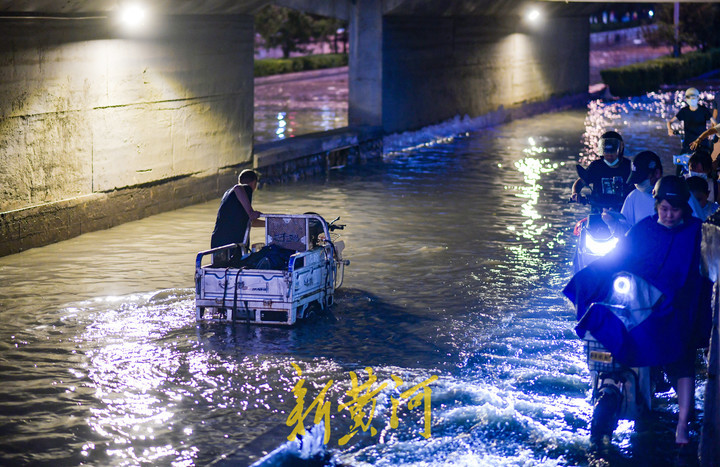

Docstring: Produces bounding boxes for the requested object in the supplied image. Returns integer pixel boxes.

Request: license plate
[589,350,613,363]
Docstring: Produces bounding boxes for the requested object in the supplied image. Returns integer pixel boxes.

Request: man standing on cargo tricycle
[210,169,265,266]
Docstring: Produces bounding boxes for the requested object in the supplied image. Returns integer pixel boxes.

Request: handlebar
[568,193,622,211]
[568,195,589,205]
[328,216,345,231]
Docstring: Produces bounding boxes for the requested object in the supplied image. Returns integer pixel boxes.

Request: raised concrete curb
[255,66,349,86]
[0,169,242,257]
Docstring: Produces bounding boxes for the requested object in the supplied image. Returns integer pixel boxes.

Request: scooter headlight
[585,234,619,256]
[598,271,664,331]
[613,274,632,295]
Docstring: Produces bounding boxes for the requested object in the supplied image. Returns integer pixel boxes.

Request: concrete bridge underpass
[2,0,603,256]
[1,2,719,463]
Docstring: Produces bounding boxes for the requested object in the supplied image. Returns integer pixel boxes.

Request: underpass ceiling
[0,0,603,17]
[0,1,267,15]
[382,0,599,16]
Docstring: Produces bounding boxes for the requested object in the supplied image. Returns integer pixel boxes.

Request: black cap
[601,130,623,142]
[653,175,690,207]
[628,151,661,185]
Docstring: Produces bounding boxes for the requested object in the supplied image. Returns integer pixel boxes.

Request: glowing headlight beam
[584,235,618,256]
[613,275,632,295]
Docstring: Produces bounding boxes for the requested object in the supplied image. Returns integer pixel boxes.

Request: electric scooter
[570,189,625,274]
[577,271,665,444]
[570,164,627,273]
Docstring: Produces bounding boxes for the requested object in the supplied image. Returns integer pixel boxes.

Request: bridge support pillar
[348,0,383,127]
[380,10,590,134]
[0,14,255,256]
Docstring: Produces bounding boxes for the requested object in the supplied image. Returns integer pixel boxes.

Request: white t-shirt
[703,201,719,219]
[620,188,656,226]
[688,194,708,220]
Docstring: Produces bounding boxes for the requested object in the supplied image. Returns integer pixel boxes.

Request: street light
[118,3,148,30]
[526,8,541,23]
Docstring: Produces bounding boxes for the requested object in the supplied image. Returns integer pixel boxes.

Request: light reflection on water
[255,106,347,143]
[0,100,703,466]
[581,89,717,167]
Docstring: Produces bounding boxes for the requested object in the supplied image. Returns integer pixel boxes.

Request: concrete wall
[381,13,590,133]
[0,15,254,213]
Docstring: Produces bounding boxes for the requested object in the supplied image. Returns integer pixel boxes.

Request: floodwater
[0,92,709,466]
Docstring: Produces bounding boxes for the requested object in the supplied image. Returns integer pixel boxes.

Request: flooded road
[0,94,707,466]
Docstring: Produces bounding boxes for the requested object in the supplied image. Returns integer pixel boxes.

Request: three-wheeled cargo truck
[194,214,347,325]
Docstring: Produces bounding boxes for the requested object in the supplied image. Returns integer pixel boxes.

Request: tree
[644,3,720,54]
[309,15,344,54]
[255,5,313,58]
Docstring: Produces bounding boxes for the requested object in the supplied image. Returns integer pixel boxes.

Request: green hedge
[254,53,348,77]
[600,48,720,97]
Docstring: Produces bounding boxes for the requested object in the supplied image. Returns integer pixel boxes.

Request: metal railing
[700,221,720,466]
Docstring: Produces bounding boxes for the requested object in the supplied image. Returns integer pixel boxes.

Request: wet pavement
[254,68,348,143]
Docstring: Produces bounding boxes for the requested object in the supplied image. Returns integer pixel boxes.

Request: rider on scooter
[565,176,713,445]
[620,151,664,226]
[571,131,632,212]
[667,87,715,155]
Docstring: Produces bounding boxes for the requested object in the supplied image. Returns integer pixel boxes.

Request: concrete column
[348,0,383,127]
[381,11,589,134]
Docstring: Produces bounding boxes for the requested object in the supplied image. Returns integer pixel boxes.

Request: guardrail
[253,125,383,184]
[590,25,655,47]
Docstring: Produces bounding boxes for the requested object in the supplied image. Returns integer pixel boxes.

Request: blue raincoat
[563,214,712,367]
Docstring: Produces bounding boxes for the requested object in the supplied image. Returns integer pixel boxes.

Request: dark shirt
[211,185,252,248]
[676,105,713,150]
[583,157,632,208]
